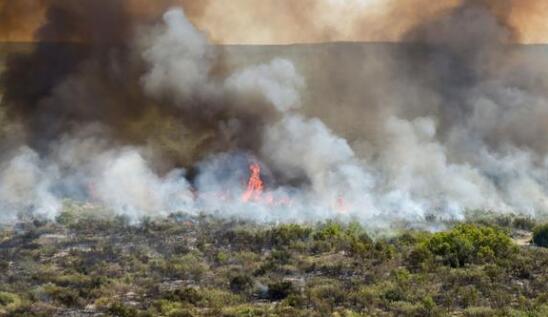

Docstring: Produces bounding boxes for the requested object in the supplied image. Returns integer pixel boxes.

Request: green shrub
[168,254,209,281]
[0,291,22,312]
[417,224,515,267]
[43,284,81,306]
[390,301,422,317]
[0,292,18,306]
[532,224,548,248]
[421,296,439,317]
[382,288,406,303]
[166,309,195,317]
[407,243,434,271]
[270,224,312,247]
[152,299,188,316]
[166,287,202,305]
[197,288,241,309]
[220,304,268,316]
[463,306,496,317]
[313,222,344,241]
[307,283,347,314]
[108,302,139,317]
[222,229,261,251]
[270,249,292,265]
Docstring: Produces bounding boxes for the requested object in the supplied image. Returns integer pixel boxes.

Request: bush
[0,291,22,312]
[168,254,209,281]
[417,224,515,267]
[166,287,202,305]
[43,284,81,306]
[383,289,406,304]
[407,243,433,271]
[308,283,346,313]
[108,303,139,317]
[152,299,188,316]
[166,309,195,317]
[532,224,548,248]
[270,224,312,247]
[197,288,241,309]
[313,222,344,241]
[463,306,496,317]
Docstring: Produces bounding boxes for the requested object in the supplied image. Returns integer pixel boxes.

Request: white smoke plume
[0,147,60,221]
[225,58,305,112]
[140,8,216,104]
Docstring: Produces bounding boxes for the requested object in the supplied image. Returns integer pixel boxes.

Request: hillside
[0,205,547,316]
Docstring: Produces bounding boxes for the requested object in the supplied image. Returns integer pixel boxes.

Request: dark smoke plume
[0,0,281,168]
[2,0,139,148]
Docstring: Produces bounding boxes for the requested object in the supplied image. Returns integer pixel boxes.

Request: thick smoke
[0,1,548,226]
[140,8,215,103]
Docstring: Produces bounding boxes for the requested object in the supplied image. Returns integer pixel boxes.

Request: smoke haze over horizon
[1,0,548,44]
[0,1,548,227]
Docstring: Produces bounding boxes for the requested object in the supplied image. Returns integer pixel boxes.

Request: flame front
[242,163,264,202]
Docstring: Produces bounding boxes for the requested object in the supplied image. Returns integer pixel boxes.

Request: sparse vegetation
[0,208,547,316]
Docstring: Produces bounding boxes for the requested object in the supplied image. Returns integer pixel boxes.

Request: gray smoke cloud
[1,3,548,227]
[140,8,216,104]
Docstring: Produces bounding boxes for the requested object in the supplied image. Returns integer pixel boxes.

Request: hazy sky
[1,0,547,44]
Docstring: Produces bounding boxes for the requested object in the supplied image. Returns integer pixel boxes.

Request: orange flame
[242,163,264,202]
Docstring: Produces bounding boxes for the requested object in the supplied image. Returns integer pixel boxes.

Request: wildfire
[240,162,293,206]
[242,163,264,202]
